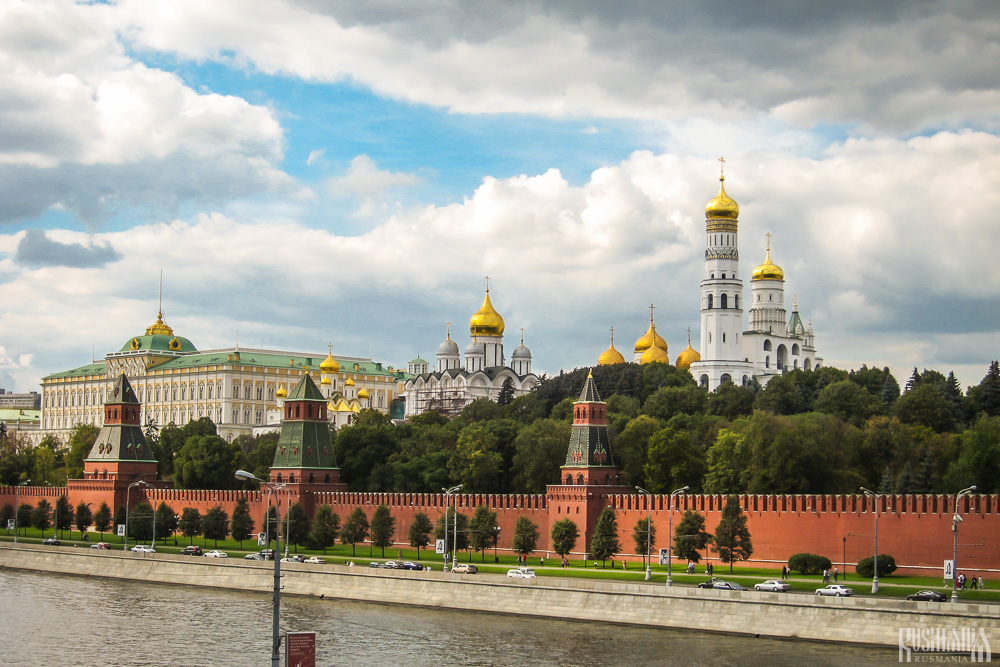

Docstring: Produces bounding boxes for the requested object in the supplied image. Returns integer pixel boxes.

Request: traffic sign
[117,524,125,537]
[435,539,446,554]
[944,559,955,580]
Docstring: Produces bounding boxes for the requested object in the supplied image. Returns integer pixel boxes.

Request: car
[401,561,423,570]
[244,553,264,561]
[304,556,325,564]
[42,538,61,546]
[816,584,854,597]
[697,579,747,590]
[180,545,203,556]
[754,580,792,592]
[204,550,228,558]
[368,562,384,568]
[507,567,536,579]
[382,560,402,569]
[452,563,478,574]
[906,590,948,602]
[131,545,156,553]
[280,554,306,563]
[90,542,112,550]
[259,549,275,561]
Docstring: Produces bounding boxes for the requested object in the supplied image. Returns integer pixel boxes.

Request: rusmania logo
[899,627,992,663]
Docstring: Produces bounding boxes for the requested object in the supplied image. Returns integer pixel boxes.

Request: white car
[815,584,854,597]
[755,580,791,592]
[304,556,325,564]
[204,550,228,558]
[130,545,155,553]
[506,567,536,579]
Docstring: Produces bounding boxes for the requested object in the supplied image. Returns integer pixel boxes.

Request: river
[2,569,898,666]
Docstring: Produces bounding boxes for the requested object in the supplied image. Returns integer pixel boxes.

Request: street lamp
[442,485,462,572]
[494,526,501,563]
[860,487,879,593]
[667,486,689,587]
[952,485,977,603]
[123,480,148,552]
[236,469,283,667]
[635,486,653,580]
[13,480,30,542]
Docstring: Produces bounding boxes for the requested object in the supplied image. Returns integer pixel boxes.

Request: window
[268,387,274,401]
[765,355,770,368]
[199,385,204,399]
[707,294,713,309]
[721,294,728,309]
[735,294,739,309]
[722,333,726,343]
[256,387,263,400]
[180,386,186,400]
[207,384,213,399]
[233,383,239,397]
[232,409,238,423]
[244,386,251,400]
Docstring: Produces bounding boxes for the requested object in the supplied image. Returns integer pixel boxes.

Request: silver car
[815,584,854,597]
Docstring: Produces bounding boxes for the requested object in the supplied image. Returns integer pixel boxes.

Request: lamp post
[13,480,30,542]
[667,486,689,587]
[860,487,879,593]
[635,486,653,580]
[951,485,977,603]
[443,485,462,572]
[123,480,148,552]
[237,470,284,667]
[842,536,847,582]
[494,526,501,563]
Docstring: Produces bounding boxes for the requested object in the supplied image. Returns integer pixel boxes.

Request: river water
[2,569,898,666]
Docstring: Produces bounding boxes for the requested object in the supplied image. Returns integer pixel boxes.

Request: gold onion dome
[321,375,331,385]
[345,377,355,387]
[358,387,370,399]
[320,352,340,373]
[276,385,287,398]
[144,310,174,336]
[598,328,626,366]
[469,287,505,337]
[641,344,671,365]
[752,244,784,281]
[675,330,701,371]
[634,316,668,354]
[705,174,739,220]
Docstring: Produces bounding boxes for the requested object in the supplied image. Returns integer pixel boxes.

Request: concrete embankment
[3,544,997,648]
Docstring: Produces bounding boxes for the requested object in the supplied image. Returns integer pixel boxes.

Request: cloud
[15,230,122,268]
[328,155,421,216]
[306,149,326,166]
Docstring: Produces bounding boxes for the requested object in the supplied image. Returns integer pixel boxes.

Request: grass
[5,529,996,602]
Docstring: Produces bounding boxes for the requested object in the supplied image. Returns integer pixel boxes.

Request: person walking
[833,566,838,582]
[980,576,985,590]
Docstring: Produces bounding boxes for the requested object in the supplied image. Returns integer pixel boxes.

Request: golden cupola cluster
[144,310,174,336]
[469,287,505,337]
[752,236,784,281]
[705,173,740,220]
[597,328,626,366]
[634,309,668,357]
[320,350,340,374]
[675,329,701,371]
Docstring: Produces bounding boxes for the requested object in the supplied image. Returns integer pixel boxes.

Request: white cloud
[306,149,326,166]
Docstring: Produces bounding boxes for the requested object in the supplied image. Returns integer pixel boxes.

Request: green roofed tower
[83,373,157,482]
[561,371,620,486]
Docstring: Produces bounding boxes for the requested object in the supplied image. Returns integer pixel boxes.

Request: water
[2,569,898,666]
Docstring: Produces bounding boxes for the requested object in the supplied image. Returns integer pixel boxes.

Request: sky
[2,0,1000,394]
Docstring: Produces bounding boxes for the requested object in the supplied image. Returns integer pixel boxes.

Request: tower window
[707,294,713,309]
[723,333,726,343]
[721,294,728,309]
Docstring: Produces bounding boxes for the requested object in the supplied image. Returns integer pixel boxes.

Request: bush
[788,553,832,575]
[856,554,897,578]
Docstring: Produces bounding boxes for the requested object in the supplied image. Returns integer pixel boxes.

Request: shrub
[856,554,897,578]
[788,553,832,575]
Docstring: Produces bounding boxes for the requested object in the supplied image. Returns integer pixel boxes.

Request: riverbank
[2,543,997,648]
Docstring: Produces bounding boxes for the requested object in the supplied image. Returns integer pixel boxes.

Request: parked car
[906,590,947,602]
[90,542,112,550]
[259,550,275,560]
[507,567,536,579]
[281,554,306,563]
[754,580,791,592]
[401,561,423,570]
[42,538,60,546]
[244,553,264,561]
[452,563,478,574]
[382,561,402,569]
[368,562,384,569]
[304,556,325,564]
[204,550,228,558]
[131,545,156,553]
[180,545,203,556]
[816,584,854,597]
[697,579,747,590]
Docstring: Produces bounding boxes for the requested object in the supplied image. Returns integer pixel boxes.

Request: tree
[550,519,579,558]
[16,503,33,537]
[511,516,539,561]
[468,505,499,562]
[644,427,707,493]
[55,494,74,535]
[407,512,433,559]
[75,501,93,539]
[713,495,753,573]
[156,502,179,545]
[498,377,515,406]
[449,423,503,492]
[632,517,657,571]
[129,501,154,542]
[510,419,571,493]
[174,435,239,490]
[113,505,126,542]
[433,508,469,553]
[704,430,750,493]
[643,385,707,421]
[64,424,99,480]
[179,508,202,545]
[613,415,660,487]
[309,505,340,554]
[894,383,958,433]
[202,506,230,547]
[286,503,311,553]
[230,497,255,549]
[672,510,711,563]
[706,382,756,420]
[370,504,396,558]
[341,508,370,556]
[0,504,13,533]
[94,502,111,538]
[589,507,620,567]
[814,380,881,427]
[31,498,52,532]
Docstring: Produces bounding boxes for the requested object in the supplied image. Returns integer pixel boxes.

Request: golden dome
[358,387,370,399]
[276,385,287,398]
[320,351,340,373]
[345,377,355,387]
[634,306,668,354]
[144,310,174,336]
[752,238,784,281]
[705,174,739,220]
[675,330,701,371]
[598,327,626,366]
[469,286,505,337]
[321,375,331,385]
[640,344,671,365]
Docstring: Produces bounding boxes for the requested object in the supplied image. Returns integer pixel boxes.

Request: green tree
[129,500,155,542]
[179,507,202,546]
[94,502,111,538]
[155,502,178,545]
[968,361,1000,418]
[340,508,370,556]
[498,377,515,406]
[202,506,230,547]
[713,495,753,573]
[894,383,958,433]
[311,506,340,554]
[113,505,127,542]
[370,504,396,557]
[433,508,469,553]
[33,441,58,486]
[286,503,311,553]
[644,427,706,493]
[16,503,33,537]
[407,512,433,559]
[230,497,255,549]
[0,504,13,533]
[632,517,657,571]
[155,417,218,479]
[672,509,712,563]
[64,424,99,480]
[511,419,571,493]
[814,380,882,427]
[31,497,52,532]
[55,494,74,535]
[174,435,239,490]
[511,516,539,561]
[550,519,579,558]
[468,505,499,562]
[334,412,400,491]
[589,507,620,567]
[943,415,1000,493]
[704,430,750,493]
[643,385,707,421]
[754,374,807,415]
[613,415,660,487]
[74,501,93,539]
[706,382,756,421]
[449,423,503,492]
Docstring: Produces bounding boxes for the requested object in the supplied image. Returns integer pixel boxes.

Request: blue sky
[1,0,999,395]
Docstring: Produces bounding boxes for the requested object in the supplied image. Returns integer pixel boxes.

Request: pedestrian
[540,557,545,567]
[822,569,828,584]
[833,566,838,582]
[979,576,985,590]
[622,559,626,570]
[562,557,567,569]
[971,576,978,589]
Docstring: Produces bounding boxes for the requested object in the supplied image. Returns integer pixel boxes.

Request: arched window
[577,474,584,485]
[721,294,728,309]
[566,474,573,484]
[792,343,800,355]
[707,294,713,309]
[735,294,739,309]
[763,339,772,351]
[765,355,770,368]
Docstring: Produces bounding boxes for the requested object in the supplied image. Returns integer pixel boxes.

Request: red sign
[286,631,316,667]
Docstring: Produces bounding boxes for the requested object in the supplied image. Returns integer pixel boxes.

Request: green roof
[147,350,412,379]
[0,408,40,422]
[118,334,197,353]
[44,362,106,381]
[288,374,325,401]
